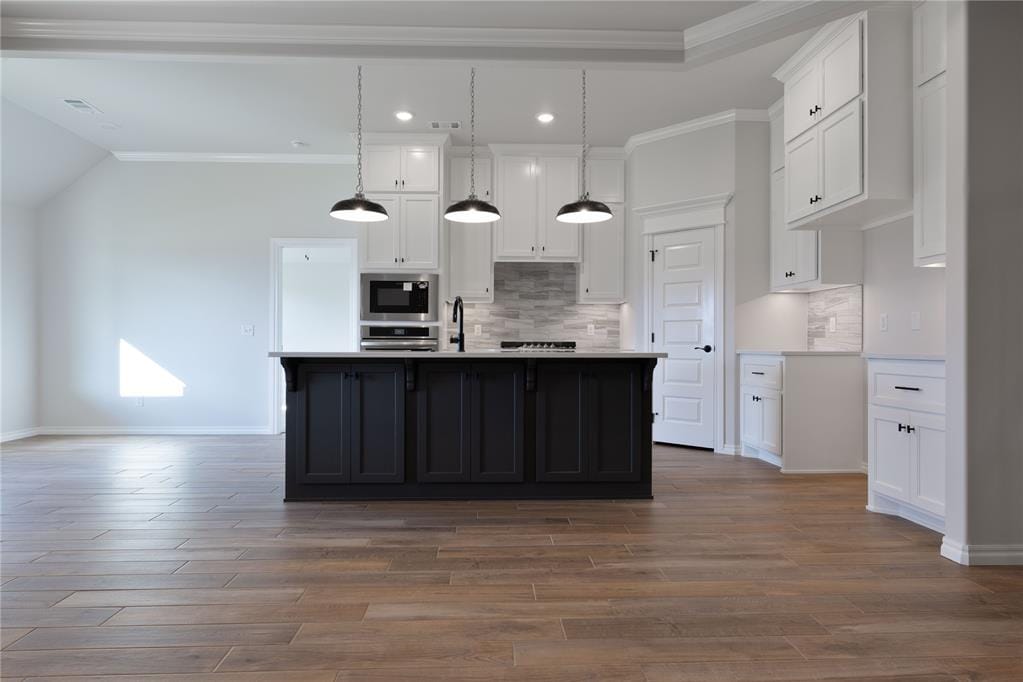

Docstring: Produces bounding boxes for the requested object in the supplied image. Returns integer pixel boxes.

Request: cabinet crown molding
[360,132,451,146]
[624,109,768,154]
[488,143,581,157]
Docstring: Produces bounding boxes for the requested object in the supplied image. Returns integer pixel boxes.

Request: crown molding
[112,152,355,164]
[360,132,451,146]
[624,109,768,154]
[768,97,784,120]
[683,0,820,49]
[488,143,582,157]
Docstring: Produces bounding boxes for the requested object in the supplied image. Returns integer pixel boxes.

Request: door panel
[535,364,587,481]
[450,156,492,201]
[350,364,405,483]
[495,156,538,258]
[538,156,580,259]
[740,388,762,447]
[785,129,820,222]
[910,412,946,515]
[416,364,471,482]
[784,61,820,142]
[870,406,910,500]
[448,221,493,301]
[759,390,782,455]
[589,364,641,481]
[652,228,716,448]
[580,208,624,302]
[400,146,439,192]
[820,19,863,117]
[297,365,349,484]
[819,100,863,210]
[471,363,524,482]
[400,195,438,270]
[915,74,947,260]
[360,195,400,268]
[363,146,401,193]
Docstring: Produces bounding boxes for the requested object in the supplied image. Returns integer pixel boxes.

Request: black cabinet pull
[809,107,814,118]
[810,196,817,205]
[906,425,916,434]
[898,423,905,432]
[394,257,398,263]
[751,371,765,375]
[395,179,398,188]
[815,194,822,202]
[401,179,405,188]
[894,386,921,391]
[585,288,589,293]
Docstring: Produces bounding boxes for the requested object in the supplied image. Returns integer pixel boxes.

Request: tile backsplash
[807,285,863,351]
[452,262,621,351]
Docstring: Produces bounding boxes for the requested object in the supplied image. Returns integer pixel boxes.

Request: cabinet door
[363,146,402,193]
[538,156,580,260]
[914,1,947,86]
[870,406,910,501]
[759,390,782,455]
[586,158,625,204]
[914,74,947,264]
[785,129,820,222]
[296,365,350,484]
[349,364,405,483]
[770,169,796,289]
[818,99,863,211]
[740,387,762,447]
[909,412,946,516]
[360,195,400,268]
[579,206,624,303]
[535,364,587,481]
[399,195,438,269]
[589,365,641,481]
[416,364,471,482]
[792,229,819,286]
[784,61,820,142]
[450,156,492,202]
[400,146,439,192]
[495,156,538,259]
[470,363,524,482]
[448,222,493,301]
[819,19,863,119]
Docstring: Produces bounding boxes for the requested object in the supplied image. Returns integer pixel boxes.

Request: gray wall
[1,203,38,439]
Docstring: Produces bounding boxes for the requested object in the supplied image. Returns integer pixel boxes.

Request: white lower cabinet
[866,358,946,531]
[360,195,439,270]
[741,385,782,462]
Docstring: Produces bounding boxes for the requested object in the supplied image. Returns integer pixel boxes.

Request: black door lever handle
[694,345,713,353]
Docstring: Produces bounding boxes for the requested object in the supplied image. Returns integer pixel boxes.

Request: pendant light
[330,65,389,223]
[444,67,501,224]
[556,69,612,224]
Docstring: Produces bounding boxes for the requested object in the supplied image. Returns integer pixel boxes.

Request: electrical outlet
[910,311,921,331]
[880,313,888,332]
[587,323,596,336]
[241,324,255,337]
[136,397,144,407]
[474,324,482,336]
[828,316,837,333]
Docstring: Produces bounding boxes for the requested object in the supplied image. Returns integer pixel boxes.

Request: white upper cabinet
[360,195,401,269]
[579,204,624,303]
[447,222,493,302]
[449,156,492,201]
[363,144,439,193]
[359,195,438,270]
[771,169,818,290]
[775,7,912,231]
[913,0,948,267]
[493,152,580,262]
[585,157,625,204]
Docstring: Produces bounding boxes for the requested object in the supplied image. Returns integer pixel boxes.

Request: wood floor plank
[0,646,230,677]
[787,632,1023,659]
[3,574,235,592]
[513,636,804,666]
[6,623,301,650]
[103,603,368,626]
[54,588,303,607]
[217,640,514,671]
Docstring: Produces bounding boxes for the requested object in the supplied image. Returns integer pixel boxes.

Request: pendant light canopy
[445,67,501,224]
[330,65,389,223]
[556,69,612,224]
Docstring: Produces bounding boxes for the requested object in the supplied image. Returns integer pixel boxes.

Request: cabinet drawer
[741,356,783,391]
[868,361,945,413]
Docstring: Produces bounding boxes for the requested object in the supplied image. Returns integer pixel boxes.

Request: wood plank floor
[2,435,1021,681]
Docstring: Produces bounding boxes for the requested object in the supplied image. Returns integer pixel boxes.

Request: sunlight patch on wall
[119,339,185,397]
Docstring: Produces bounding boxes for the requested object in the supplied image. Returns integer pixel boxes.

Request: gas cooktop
[500,341,577,352]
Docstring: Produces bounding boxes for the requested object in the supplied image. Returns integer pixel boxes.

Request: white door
[651,228,716,448]
[869,406,910,501]
[360,195,400,269]
[785,129,820,222]
[448,222,493,301]
[579,206,624,303]
[495,156,538,259]
[818,99,863,210]
[363,146,402,193]
[399,195,438,269]
[538,156,580,260]
[819,19,863,118]
[400,146,439,192]
[784,61,820,142]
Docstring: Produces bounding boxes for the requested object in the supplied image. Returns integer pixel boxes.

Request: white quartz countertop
[862,352,945,361]
[736,350,862,356]
[270,351,667,359]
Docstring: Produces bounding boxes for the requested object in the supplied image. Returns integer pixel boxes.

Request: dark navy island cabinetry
[274,352,664,501]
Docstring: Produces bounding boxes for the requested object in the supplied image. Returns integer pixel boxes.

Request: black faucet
[450,296,465,352]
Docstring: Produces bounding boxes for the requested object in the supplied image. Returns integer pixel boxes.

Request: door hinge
[650,249,659,262]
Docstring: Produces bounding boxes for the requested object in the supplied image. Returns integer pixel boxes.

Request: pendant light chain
[355,65,364,196]
[581,69,588,199]
[469,66,477,199]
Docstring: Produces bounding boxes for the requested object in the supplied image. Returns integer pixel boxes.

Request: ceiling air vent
[63,98,103,114]
[430,121,461,130]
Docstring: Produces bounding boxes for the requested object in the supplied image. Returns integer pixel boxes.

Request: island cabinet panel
[349,365,405,483]
[589,365,642,481]
[297,366,349,484]
[416,363,472,482]
[535,365,588,481]
[471,363,525,482]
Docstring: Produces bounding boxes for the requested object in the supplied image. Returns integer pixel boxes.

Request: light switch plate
[910,312,921,331]
[474,324,482,336]
[241,324,255,337]
[587,323,596,336]
[880,313,888,332]
[828,316,837,332]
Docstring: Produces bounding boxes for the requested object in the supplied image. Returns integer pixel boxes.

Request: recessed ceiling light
[395,111,414,122]
[536,112,555,124]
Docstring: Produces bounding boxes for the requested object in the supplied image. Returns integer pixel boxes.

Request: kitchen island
[271,351,666,501]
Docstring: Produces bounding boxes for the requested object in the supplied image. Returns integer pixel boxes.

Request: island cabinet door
[470,363,525,482]
[416,363,472,482]
[296,364,351,484]
[535,364,588,481]
[349,364,405,483]
[588,364,642,482]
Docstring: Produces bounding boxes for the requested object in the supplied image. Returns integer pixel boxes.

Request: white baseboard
[716,443,738,455]
[1,427,41,443]
[783,467,865,475]
[867,494,945,533]
[37,426,275,436]
[941,539,1023,566]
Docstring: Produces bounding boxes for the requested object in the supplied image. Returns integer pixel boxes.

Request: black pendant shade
[555,196,613,224]
[444,196,501,223]
[329,193,389,222]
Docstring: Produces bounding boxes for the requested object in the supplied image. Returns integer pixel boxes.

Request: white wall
[1,203,39,439]
[36,157,357,433]
[862,218,945,355]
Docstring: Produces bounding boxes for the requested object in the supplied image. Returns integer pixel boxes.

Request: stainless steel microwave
[360,273,438,322]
